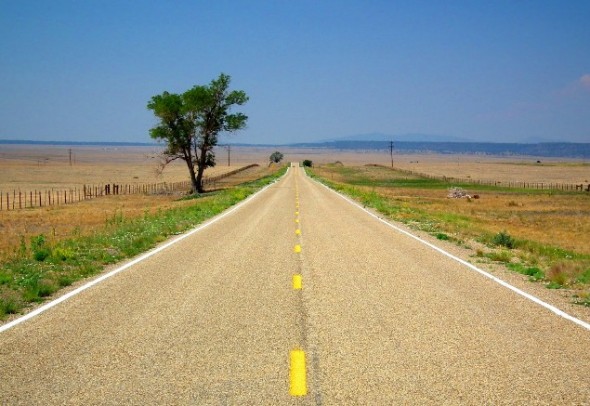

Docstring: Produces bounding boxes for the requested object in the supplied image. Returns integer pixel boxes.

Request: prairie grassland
[310,164,590,306]
[0,145,256,191]
[390,155,590,184]
[0,145,276,262]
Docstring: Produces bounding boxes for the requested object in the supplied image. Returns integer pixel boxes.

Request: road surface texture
[1,165,589,404]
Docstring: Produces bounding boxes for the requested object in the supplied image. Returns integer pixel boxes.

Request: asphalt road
[1,165,589,404]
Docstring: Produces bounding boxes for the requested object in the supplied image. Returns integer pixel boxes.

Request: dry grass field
[0,144,259,191]
[1,144,588,259]
[313,164,590,255]
[0,145,277,261]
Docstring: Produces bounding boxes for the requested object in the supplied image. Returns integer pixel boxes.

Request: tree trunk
[195,163,205,193]
[195,145,210,193]
[185,159,199,194]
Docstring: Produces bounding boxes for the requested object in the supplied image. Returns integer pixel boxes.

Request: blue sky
[1,1,589,144]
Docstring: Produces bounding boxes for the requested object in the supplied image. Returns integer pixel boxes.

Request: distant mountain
[321,132,473,143]
[287,140,590,159]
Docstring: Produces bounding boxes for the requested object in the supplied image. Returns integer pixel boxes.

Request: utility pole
[389,141,394,167]
[221,144,231,166]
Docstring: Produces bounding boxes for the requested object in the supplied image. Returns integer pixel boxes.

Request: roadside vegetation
[307,164,590,307]
[0,167,286,319]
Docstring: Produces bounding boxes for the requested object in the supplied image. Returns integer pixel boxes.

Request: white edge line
[0,172,287,334]
[311,176,590,332]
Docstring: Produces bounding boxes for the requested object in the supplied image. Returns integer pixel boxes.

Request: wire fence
[367,164,590,192]
[0,164,259,211]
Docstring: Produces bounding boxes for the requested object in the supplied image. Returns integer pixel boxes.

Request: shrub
[52,247,75,262]
[31,234,51,262]
[493,230,515,249]
[436,233,449,241]
[302,160,313,167]
[0,297,19,317]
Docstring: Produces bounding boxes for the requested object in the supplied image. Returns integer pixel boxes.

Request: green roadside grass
[0,167,287,319]
[306,166,590,307]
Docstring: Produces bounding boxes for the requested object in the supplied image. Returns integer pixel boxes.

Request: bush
[302,160,313,167]
[493,230,515,249]
[31,234,51,262]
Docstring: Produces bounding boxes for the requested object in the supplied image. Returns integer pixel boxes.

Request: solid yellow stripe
[293,274,302,290]
[289,349,307,396]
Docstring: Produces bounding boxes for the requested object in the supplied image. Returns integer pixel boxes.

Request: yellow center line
[294,244,301,253]
[289,349,307,396]
[295,229,301,235]
[292,274,302,290]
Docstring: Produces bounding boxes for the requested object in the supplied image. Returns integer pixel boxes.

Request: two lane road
[1,165,589,404]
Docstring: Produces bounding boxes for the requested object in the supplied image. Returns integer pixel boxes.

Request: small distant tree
[147,73,248,193]
[269,151,284,164]
[302,160,313,167]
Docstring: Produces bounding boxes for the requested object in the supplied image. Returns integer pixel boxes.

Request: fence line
[367,164,590,192]
[0,164,259,211]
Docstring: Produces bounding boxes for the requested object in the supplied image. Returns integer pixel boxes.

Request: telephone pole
[389,141,394,167]
[221,144,231,166]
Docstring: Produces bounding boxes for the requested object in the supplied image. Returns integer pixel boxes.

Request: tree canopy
[269,151,284,164]
[147,73,248,193]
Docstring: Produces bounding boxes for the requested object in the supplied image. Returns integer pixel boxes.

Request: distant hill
[320,132,472,143]
[288,140,590,159]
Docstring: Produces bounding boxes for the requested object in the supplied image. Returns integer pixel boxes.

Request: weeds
[507,263,545,281]
[486,250,513,263]
[573,292,590,307]
[492,231,516,249]
[31,234,51,262]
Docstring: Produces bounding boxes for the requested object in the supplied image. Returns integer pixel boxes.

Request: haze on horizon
[1,1,589,145]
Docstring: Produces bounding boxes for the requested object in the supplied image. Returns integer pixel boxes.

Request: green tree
[269,151,284,164]
[147,73,248,193]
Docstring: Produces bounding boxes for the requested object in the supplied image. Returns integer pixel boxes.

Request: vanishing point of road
[1,164,589,404]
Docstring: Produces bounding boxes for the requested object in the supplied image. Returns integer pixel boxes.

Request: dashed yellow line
[292,274,302,290]
[295,229,301,235]
[294,244,301,253]
[289,349,307,396]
